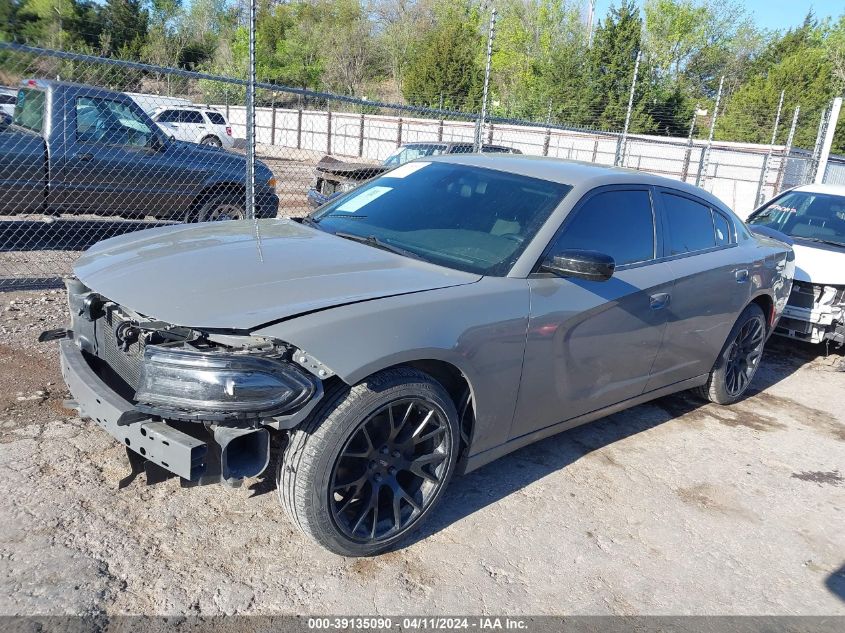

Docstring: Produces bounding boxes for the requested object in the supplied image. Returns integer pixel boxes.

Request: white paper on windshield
[336,186,392,212]
[384,161,430,179]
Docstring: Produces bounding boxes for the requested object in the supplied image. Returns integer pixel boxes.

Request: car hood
[792,241,845,285]
[73,219,480,330]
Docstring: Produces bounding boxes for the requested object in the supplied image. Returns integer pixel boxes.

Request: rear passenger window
[206,111,226,125]
[180,110,204,124]
[156,109,178,123]
[662,193,716,255]
[713,211,732,246]
[553,190,655,266]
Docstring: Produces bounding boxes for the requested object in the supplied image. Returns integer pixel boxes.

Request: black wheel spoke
[330,396,452,543]
[725,316,765,396]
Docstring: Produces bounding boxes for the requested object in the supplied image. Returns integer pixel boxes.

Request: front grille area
[787,281,818,310]
[94,309,145,392]
[777,317,813,334]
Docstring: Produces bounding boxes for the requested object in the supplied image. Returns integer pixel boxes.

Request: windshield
[748,190,845,247]
[310,161,571,275]
[383,144,447,167]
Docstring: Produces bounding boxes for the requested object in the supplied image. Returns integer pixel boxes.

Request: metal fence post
[296,108,303,150]
[542,129,551,156]
[755,89,784,206]
[438,119,444,142]
[475,7,497,152]
[615,50,641,167]
[270,94,277,147]
[397,117,403,148]
[245,0,256,221]
[774,106,800,195]
[681,105,699,181]
[815,97,842,184]
[358,113,365,157]
[487,123,494,144]
[326,102,332,155]
[696,75,724,187]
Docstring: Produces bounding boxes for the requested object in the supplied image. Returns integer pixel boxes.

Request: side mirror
[540,249,615,282]
[149,134,168,152]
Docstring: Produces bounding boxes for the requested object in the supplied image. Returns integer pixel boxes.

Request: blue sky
[592,0,843,32]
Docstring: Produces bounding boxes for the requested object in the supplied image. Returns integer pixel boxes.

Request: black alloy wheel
[724,317,765,396]
[329,398,450,542]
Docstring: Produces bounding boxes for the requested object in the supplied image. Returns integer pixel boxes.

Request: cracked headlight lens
[135,346,315,420]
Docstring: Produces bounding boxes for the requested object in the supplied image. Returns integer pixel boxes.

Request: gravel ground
[0,289,843,616]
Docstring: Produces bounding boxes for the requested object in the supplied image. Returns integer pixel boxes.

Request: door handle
[649,293,671,310]
[735,269,749,283]
[76,152,93,161]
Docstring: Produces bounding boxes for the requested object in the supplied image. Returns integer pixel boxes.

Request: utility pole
[475,7,497,152]
[755,89,785,206]
[815,97,842,184]
[615,50,641,167]
[696,75,724,187]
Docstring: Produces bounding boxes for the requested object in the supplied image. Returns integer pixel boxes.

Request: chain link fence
[0,41,840,288]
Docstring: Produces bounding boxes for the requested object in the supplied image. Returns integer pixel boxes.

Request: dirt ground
[0,289,843,616]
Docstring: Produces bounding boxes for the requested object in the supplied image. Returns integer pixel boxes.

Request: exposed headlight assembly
[338,181,358,193]
[818,285,844,307]
[135,346,316,421]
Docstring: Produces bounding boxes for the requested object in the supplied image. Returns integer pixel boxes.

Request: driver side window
[551,189,656,266]
[76,97,153,147]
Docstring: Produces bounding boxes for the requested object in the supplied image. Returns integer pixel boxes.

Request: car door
[153,108,179,137]
[511,186,677,438]
[644,188,752,390]
[179,109,206,143]
[54,95,200,216]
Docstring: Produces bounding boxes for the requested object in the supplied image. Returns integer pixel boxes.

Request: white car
[747,183,845,347]
[151,105,234,149]
[0,87,17,118]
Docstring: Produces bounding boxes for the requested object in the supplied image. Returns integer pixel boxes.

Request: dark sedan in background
[52,155,793,556]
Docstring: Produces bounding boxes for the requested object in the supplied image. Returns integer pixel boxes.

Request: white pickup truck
[747,183,845,348]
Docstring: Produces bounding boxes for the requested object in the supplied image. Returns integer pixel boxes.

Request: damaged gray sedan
[49,156,794,556]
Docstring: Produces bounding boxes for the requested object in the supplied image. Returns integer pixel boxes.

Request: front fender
[252,278,530,456]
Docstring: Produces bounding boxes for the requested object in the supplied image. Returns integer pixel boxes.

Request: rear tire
[695,303,767,405]
[278,368,459,557]
[200,136,222,147]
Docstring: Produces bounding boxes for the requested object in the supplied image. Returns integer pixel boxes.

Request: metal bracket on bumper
[60,339,208,482]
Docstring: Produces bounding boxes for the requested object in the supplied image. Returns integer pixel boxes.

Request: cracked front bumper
[776,305,844,345]
[59,338,209,481]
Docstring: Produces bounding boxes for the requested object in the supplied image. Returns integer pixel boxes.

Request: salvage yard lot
[0,289,843,615]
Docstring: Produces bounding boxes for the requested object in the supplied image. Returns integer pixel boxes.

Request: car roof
[425,154,728,208]
[153,105,221,112]
[791,183,845,196]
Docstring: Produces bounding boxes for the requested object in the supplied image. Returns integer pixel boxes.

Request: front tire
[696,303,767,405]
[191,191,246,222]
[278,368,459,556]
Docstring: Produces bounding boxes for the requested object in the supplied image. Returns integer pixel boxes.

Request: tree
[100,0,147,57]
[402,3,484,110]
[584,1,656,132]
[716,16,841,151]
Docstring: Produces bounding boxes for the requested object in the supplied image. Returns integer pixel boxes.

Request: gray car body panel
[73,218,481,330]
[69,155,793,474]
